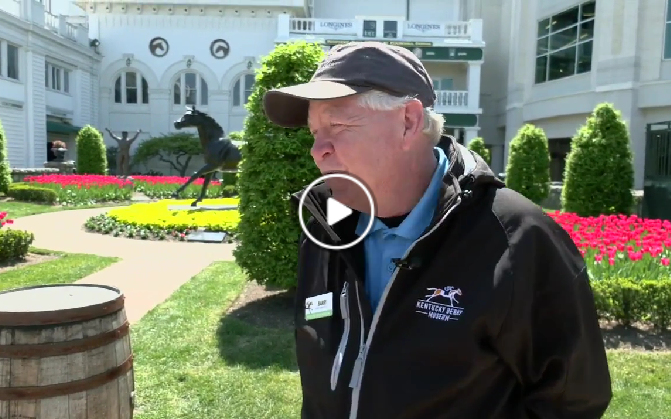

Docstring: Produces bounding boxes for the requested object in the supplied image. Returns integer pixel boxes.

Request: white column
[24,50,35,167]
[277,14,290,40]
[99,87,112,144]
[467,62,481,111]
[465,127,479,145]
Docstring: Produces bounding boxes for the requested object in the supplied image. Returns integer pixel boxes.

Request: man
[263,42,611,419]
[105,128,141,177]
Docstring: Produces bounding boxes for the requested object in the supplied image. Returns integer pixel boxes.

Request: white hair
[355,90,445,145]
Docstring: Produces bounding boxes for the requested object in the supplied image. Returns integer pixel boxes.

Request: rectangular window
[45,62,72,93]
[535,1,595,84]
[125,71,137,104]
[6,43,19,80]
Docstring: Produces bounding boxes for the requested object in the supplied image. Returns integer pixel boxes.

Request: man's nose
[310,136,334,163]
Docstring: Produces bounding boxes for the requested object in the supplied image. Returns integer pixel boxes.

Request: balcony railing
[3,0,89,46]
[277,15,483,44]
[435,91,468,108]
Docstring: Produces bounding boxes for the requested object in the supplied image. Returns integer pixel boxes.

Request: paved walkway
[11,207,237,324]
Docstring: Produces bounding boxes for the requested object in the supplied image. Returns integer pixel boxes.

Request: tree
[505,124,550,205]
[76,125,108,175]
[467,137,491,165]
[562,103,635,216]
[132,133,201,176]
[233,41,324,289]
[0,119,12,194]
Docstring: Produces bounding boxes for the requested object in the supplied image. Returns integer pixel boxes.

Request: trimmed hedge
[7,184,58,204]
[234,41,324,289]
[0,229,34,262]
[562,103,635,216]
[591,278,671,330]
[467,137,491,165]
[505,124,551,205]
[76,125,108,175]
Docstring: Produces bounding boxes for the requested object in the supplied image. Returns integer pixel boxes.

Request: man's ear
[402,99,424,148]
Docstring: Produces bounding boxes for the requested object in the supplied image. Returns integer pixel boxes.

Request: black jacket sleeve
[494,213,612,419]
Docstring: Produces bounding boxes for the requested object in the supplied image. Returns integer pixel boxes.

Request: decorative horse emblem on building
[424,286,462,307]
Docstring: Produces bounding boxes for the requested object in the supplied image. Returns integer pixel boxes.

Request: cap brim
[263,81,370,128]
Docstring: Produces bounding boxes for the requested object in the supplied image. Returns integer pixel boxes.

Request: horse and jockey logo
[416,286,464,322]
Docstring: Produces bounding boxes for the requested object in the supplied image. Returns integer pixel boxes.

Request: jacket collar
[291,135,504,247]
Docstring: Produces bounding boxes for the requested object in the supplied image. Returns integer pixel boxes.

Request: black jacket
[291,137,612,419]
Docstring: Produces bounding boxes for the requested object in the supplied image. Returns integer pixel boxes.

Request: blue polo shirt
[355,147,449,311]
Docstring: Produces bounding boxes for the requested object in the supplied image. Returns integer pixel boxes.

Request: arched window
[114,71,149,104]
[232,73,255,107]
[173,72,208,106]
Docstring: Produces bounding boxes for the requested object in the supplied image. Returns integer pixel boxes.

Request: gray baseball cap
[263,41,436,128]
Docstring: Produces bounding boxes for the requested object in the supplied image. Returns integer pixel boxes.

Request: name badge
[305,292,333,320]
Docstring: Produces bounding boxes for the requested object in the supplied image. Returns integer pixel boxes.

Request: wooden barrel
[0,284,134,419]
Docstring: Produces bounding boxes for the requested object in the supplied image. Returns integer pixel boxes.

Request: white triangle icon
[326,197,353,226]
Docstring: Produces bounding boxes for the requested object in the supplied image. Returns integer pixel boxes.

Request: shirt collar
[356,147,450,239]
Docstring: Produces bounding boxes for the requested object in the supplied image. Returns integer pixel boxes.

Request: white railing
[65,22,77,40]
[279,16,482,43]
[44,11,57,31]
[435,91,468,108]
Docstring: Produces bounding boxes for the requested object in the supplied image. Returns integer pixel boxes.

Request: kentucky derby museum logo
[210,39,230,59]
[415,286,464,322]
[149,37,169,57]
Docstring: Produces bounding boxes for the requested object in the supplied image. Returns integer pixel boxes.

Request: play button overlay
[298,173,376,251]
[326,197,352,226]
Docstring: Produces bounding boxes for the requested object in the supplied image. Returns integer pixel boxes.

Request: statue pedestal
[44,161,76,174]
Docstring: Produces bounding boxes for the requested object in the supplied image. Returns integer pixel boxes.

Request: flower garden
[13,173,237,206]
[85,198,240,241]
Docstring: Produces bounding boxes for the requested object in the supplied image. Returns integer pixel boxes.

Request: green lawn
[131,262,671,419]
[132,262,299,419]
[0,248,119,292]
[1,200,130,218]
[606,350,671,418]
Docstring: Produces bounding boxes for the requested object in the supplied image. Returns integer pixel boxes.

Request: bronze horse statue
[171,107,242,207]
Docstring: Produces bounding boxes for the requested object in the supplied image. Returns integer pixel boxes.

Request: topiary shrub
[467,137,491,165]
[0,212,34,262]
[7,184,58,204]
[76,125,108,175]
[505,124,550,205]
[233,41,324,289]
[0,119,12,194]
[562,103,635,216]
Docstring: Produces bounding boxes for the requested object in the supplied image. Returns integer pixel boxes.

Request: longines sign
[404,23,444,37]
[319,21,355,33]
[325,39,433,47]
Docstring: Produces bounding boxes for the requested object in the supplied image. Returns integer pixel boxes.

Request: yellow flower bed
[107,198,240,232]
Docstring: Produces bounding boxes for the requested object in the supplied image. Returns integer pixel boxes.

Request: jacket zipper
[347,197,464,419]
[348,281,366,389]
[330,282,351,391]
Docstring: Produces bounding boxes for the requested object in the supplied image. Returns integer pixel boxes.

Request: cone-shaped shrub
[233,41,324,289]
[467,137,491,165]
[76,125,108,175]
[505,124,550,205]
[0,120,12,194]
[562,103,634,216]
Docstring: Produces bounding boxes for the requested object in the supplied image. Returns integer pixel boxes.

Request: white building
[3,0,671,190]
[0,0,99,167]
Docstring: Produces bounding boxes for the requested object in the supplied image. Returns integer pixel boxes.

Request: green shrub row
[591,277,671,330]
[7,184,58,204]
[0,229,34,263]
